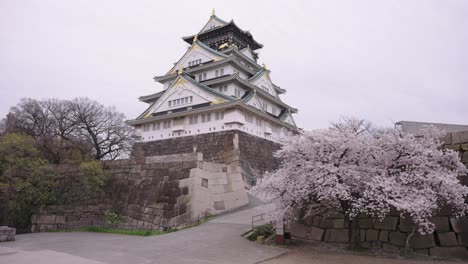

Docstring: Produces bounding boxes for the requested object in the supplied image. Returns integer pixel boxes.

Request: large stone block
[366,229,379,241]
[374,217,398,230]
[308,226,325,241]
[445,144,461,151]
[410,233,435,249]
[389,231,406,247]
[36,214,57,224]
[360,229,366,242]
[430,216,450,232]
[437,232,458,247]
[379,230,389,242]
[461,143,468,151]
[290,223,308,239]
[457,233,468,246]
[398,217,415,232]
[463,152,468,163]
[359,218,374,229]
[324,229,349,242]
[450,218,468,233]
[332,219,345,229]
[452,132,468,145]
[442,134,452,145]
[430,246,468,259]
[318,218,333,229]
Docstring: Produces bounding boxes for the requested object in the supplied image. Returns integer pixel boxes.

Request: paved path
[259,247,462,264]
[0,196,287,264]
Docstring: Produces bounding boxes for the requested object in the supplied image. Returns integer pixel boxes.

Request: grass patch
[53,217,211,237]
[247,224,274,241]
[77,227,176,236]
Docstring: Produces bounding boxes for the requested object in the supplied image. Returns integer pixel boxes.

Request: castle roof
[182,19,263,50]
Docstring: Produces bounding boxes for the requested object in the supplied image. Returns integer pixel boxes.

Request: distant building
[127,10,298,142]
[395,121,468,136]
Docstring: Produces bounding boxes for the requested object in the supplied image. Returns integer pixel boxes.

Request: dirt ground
[259,242,465,264]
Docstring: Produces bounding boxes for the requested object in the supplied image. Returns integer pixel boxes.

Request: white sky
[1,0,467,129]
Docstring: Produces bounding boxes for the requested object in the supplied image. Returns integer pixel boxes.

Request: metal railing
[252,213,275,230]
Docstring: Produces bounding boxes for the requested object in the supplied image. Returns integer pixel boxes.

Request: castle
[127,10,298,142]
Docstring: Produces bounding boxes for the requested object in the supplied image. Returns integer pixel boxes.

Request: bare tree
[4,98,133,162]
[69,98,134,160]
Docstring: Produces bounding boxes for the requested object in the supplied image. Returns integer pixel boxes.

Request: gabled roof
[138,72,235,120]
[278,109,297,127]
[199,13,229,33]
[166,40,228,75]
[239,46,258,61]
[139,91,165,104]
[154,55,257,83]
[248,68,286,94]
[202,74,298,113]
[128,100,298,131]
[182,20,263,50]
[241,90,266,112]
[220,46,261,71]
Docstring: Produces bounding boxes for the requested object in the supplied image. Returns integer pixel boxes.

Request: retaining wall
[30,131,265,232]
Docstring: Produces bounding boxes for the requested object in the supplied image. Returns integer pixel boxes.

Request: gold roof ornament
[262,63,268,70]
[177,66,184,75]
[219,42,229,49]
[193,34,198,42]
[211,8,215,17]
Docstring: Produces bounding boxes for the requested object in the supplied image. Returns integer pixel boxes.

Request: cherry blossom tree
[253,117,468,249]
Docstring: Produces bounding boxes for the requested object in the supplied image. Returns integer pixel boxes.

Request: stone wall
[443,131,468,168]
[31,131,256,232]
[131,130,281,186]
[289,213,468,259]
[0,226,15,242]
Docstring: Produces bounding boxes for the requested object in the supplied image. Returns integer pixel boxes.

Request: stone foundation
[131,130,281,186]
[0,226,15,242]
[31,131,262,232]
[288,213,468,259]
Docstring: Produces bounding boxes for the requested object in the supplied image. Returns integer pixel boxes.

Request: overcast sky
[1,0,467,129]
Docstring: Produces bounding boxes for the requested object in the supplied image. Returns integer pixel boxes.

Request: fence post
[275,218,285,245]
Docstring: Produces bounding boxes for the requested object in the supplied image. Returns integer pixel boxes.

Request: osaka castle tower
[128,10,298,142]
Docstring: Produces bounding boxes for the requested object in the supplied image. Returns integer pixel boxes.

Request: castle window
[272,108,277,115]
[261,85,269,94]
[220,68,224,75]
[152,122,160,130]
[215,69,219,77]
[244,112,253,123]
[189,115,198,124]
[203,73,207,80]
[163,120,171,129]
[218,85,228,93]
[188,59,201,67]
[234,88,242,97]
[169,96,193,107]
[215,111,224,120]
[256,117,262,127]
[201,113,211,123]
[201,178,208,187]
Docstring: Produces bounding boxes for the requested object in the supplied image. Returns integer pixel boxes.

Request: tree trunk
[346,216,361,250]
[341,201,362,250]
